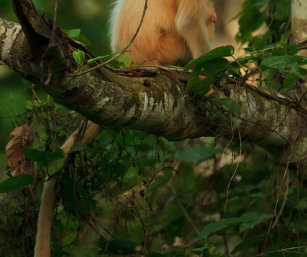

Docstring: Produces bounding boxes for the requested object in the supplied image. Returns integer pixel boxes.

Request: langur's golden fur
[110,0,216,65]
[35,1,216,257]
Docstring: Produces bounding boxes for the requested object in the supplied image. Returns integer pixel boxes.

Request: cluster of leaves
[0,97,78,257]
[186,0,306,106]
[70,26,131,74]
[72,48,131,73]
[237,0,291,47]
[186,44,306,97]
[1,98,307,257]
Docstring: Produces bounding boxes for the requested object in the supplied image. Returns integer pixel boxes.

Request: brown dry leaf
[6,124,34,176]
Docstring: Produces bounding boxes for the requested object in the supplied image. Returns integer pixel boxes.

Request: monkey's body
[110,0,216,65]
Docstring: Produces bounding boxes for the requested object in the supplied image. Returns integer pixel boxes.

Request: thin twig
[42,0,59,86]
[298,39,307,50]
[252,246,307,257]
[52,0,58,32]
[271,170,289,229]
[231,78,307,116]
[296,88,307,107]
[170,184,200,235]
[268,160,290,233]
[67,0,148,77]
[223,127,242,215]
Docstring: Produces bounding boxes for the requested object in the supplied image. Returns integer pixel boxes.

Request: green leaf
[239,212,271,232]
[283,71,299,89]
[0,174,33,193]
[186,55,229,97]
[77,34,91,47]
[297,56,307,65]
[272,0,292,21]
[217,98,240,114]
[299,67,307,76]
[69,141,84,153]
[62,232,78,245]
[185,46,234,71]
[193,242,225,257]
[200,212,271,239]
[22,147,64,163]
[61,246,101,257]
[174,145,222,164]
[283,44,299,56]
[261,55,299,72]
[228,61,242,77]
[200,219,236,239]
[99,239,136,255]
[87,55,109,65]
[48,157,66,176]
[64,29,91,46]
[107,53,132,68]
[197,58,230,76]
[146,169,172,195]
[237,0,267,43]
[116,53,132,68]
[187,74,216,97]
[22,147,65,175]
[45,148,64,161]
[64,29,81,39]
[231,234,270,255]
[72,50,85,67]
[22,147,45,162]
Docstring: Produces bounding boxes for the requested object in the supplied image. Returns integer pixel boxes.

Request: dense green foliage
[0,0,307,257]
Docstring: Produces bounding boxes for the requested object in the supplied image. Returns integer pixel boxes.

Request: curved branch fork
[0,0,306,167]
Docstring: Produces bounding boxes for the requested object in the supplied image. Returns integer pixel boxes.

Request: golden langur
[110,0,217,65]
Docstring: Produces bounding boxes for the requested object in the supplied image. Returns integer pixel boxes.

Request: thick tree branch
[0,0,306,167]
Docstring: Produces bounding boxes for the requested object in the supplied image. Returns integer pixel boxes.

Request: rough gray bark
[289,0,307,167]
[0,0,306,167]
[291,0,307,46]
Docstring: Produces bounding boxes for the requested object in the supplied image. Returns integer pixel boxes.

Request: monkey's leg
[34,121,100,257]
